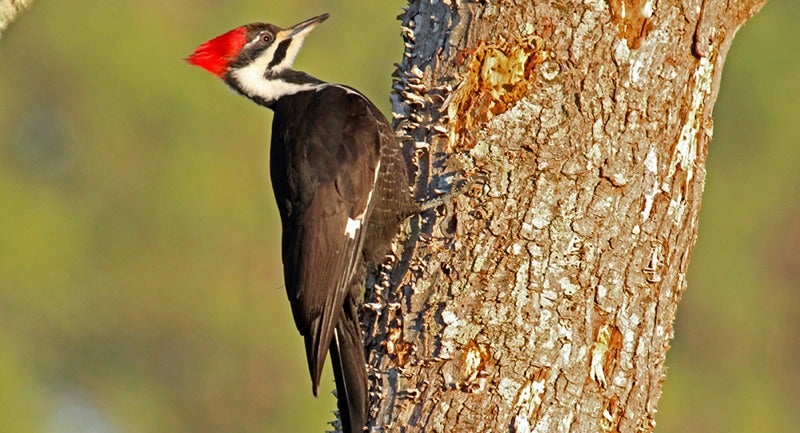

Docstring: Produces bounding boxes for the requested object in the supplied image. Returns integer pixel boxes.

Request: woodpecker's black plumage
[188,13,412,433]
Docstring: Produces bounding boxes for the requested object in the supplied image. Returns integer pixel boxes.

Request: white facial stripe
[260,38,283,68]
[271,26,320,72]
[273,38,305,72]
[243,34,262,50]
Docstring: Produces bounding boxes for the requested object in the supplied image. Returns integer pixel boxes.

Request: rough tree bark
[0,0,33,36]
[357,0,767,432]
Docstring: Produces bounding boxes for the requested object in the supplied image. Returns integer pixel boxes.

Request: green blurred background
[0,1,797,432]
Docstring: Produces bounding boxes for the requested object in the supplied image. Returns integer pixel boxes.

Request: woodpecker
[187,13,413,433]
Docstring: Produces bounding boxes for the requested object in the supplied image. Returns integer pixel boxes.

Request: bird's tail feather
[329,298,367,433]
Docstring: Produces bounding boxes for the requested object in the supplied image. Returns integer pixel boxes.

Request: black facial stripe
[228,42,268,70]
[268,39,292,69]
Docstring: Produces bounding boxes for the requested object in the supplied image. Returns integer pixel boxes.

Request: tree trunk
[359,0,767,432]
[0,0,33,36]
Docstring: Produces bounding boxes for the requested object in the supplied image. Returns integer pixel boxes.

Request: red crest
[186,27,248,77]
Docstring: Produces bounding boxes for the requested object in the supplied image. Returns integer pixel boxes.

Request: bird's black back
[269,83,411,432]
[271,84,379,379]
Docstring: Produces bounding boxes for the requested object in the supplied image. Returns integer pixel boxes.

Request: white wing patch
[344,217,361,239]
[342,160,381,240]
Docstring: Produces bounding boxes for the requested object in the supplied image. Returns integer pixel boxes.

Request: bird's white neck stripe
[232,62,323,103]
[232,63,368,105]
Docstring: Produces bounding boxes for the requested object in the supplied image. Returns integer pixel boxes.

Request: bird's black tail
[329,296,368,433]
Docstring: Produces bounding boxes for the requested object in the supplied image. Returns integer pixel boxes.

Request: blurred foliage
[0,1,403,432]
[0,1,796,432]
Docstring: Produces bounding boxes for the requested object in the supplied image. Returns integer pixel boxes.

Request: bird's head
[187,13,329,105]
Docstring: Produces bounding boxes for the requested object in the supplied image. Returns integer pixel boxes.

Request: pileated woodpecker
[187,13,413,433]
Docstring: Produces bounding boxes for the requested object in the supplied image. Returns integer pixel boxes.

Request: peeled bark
[357,0,767,432]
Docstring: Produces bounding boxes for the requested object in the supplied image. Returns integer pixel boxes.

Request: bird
[187,13,414,433]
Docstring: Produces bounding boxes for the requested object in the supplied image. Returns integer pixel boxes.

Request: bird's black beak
[285,13,329,38]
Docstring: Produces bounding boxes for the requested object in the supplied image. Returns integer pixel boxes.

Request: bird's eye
[260,32,273,44]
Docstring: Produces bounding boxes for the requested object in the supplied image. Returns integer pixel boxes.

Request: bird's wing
[271,86,382,393]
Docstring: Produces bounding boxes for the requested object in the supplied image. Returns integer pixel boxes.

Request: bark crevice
[358,1,766,431]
